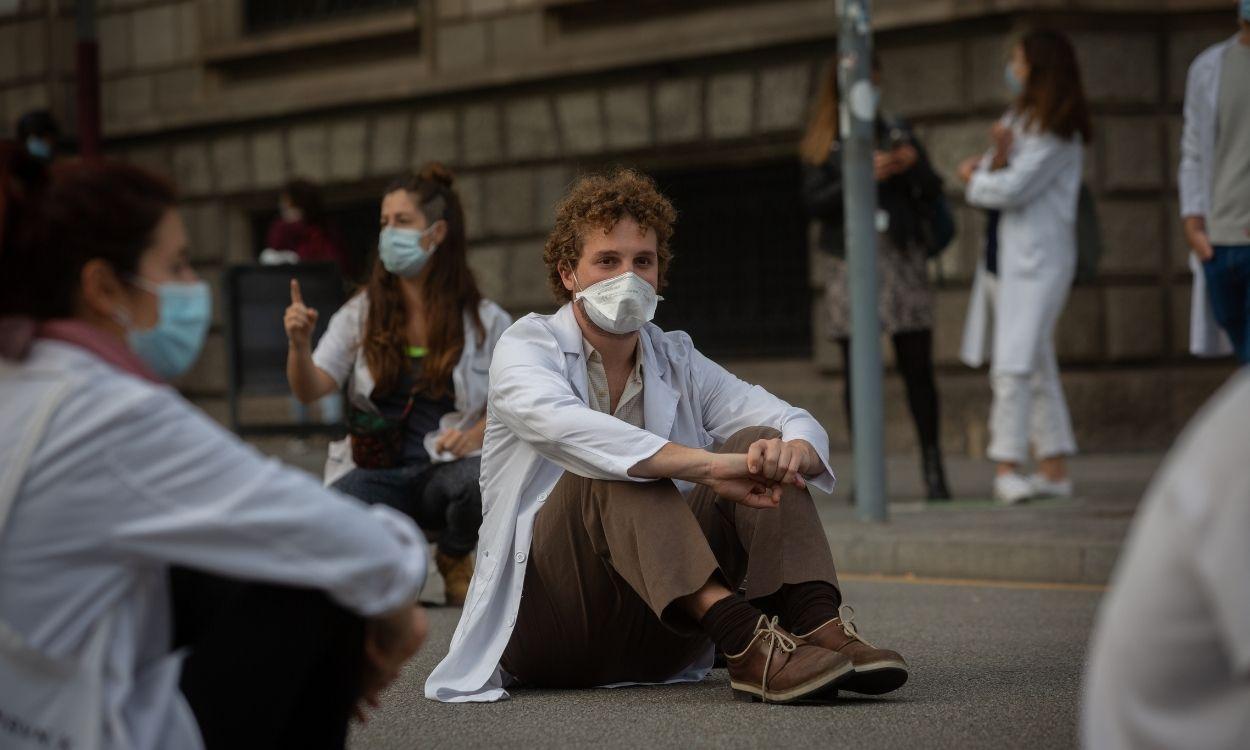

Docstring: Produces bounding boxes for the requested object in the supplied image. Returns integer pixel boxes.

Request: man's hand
[703,453,784,509]
[746,437,819,489]
[284,279,319,350]
[434,419,485,457]
[1184,215,1215,262]
[356,604,427,723]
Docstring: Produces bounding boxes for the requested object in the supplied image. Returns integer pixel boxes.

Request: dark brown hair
[282,177,327,227]
[800,58,841,165]
[364,162,484,398]
[542,168,676,303]
[1016,30,1093,143]
[0,153,177,319]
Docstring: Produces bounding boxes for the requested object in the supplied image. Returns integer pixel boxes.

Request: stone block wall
[0,0,1238,452]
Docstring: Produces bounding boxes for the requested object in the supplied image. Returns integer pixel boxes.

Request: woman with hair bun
[285,162,511,606]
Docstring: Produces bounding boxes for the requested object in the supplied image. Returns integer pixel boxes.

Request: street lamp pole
[837,0,887,522]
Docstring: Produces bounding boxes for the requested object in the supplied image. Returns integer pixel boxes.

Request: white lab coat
[0,341,428,749]
[960,115,1083,374]
[1179,36,1238,358]
[312,294,512,485]
[424,303,837,702]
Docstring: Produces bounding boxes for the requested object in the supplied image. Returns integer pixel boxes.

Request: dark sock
[754,581,842,636]
[700,595,766,656]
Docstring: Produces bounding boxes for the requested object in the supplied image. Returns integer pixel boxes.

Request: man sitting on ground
[426,168,909,704]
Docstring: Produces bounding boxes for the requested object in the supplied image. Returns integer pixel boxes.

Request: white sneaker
[993,473,1034,505]
[1028,473,1073,499]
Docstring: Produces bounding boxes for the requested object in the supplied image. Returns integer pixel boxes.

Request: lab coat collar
[551,302,679,440]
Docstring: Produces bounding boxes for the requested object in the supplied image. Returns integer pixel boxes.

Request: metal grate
[244,0,414,34]
[653,161,811,359]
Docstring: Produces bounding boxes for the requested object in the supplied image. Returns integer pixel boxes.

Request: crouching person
[425,169,909,705]
[285,164,511,606]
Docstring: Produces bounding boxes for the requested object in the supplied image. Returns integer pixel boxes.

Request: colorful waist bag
[347,346,427,469]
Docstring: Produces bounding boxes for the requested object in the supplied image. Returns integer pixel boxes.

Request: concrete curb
[825,525,1120,585]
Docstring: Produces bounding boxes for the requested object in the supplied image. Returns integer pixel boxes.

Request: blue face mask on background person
[379,226,435,277]
[123,278,213,380]
[26,136,51,160]
[1241,0,1250,22]
[1004,64,1023,96]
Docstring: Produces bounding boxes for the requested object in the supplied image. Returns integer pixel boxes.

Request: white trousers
[985,278,1077,464]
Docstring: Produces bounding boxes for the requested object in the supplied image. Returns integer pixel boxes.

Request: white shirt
[0,341,428,749]
[424,303,836,702]
[312,294,512,484]
[1179,36,1239,358]
[1083,371,1250,749]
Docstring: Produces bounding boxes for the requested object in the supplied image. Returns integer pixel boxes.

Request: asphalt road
[349,576,1103,750]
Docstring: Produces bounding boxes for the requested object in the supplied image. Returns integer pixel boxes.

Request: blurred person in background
[957,30,1091,505]
[16,109,60,163]
[801,55,953,501]
[0,150,427,749]
[264,178,349,428]
[1179,2,1250,363]
[284,163,511,607]
[1083,369,1250,748]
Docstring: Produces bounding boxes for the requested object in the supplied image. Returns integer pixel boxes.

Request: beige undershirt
[583,338,645,428]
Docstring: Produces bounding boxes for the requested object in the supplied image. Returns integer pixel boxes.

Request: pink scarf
[0,316,159,383]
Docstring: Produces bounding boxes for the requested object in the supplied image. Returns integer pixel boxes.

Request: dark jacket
[802,115,943,258]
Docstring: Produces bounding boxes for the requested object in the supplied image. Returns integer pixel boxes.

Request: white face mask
[573,271,662,335]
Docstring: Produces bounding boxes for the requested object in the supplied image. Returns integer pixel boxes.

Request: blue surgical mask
[1241,0,1250,22]
[379,226,435,277]
[26,136,52,160]
[124,279,212,380]
[1004,64,1023,96]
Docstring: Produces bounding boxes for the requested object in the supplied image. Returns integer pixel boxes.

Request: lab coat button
[514,552,527,563]
[537,492,548,503]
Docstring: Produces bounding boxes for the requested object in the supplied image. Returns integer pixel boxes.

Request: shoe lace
[754,615,797,698]
[837,604,877,648]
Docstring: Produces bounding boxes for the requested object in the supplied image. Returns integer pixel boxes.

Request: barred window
[653,162,812,359]
[243,0,414,34]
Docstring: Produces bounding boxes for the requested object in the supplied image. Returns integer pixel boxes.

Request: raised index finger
[290,278,303,305]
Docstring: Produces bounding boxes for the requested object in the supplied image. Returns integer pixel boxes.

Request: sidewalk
[816,452,1160,585]
[255,437,1160,587]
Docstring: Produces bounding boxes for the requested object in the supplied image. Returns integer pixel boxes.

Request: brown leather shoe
[796,605,908,695]
[435,551,474,607]
[726,615,854,704]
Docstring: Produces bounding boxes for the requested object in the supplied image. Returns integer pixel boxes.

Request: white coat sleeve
[488,330,668,480]
[97,385,427,617]
[1178,57,1208,219]
[965,131,1075,211]
[311,293,364,387]
[691,348,836,492]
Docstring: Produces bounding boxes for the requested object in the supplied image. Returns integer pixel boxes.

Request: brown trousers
[499,426,839,688]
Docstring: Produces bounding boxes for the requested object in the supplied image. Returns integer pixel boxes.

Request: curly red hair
[542,168,677,303]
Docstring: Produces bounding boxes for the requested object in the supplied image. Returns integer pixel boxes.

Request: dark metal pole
[838,0,887,522]
[75,0,101,157]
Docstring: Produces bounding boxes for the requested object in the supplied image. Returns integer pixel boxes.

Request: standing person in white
[426,169,909,706]
[284,163,511,607]
[956,30,1092,505]
[1083,370,1250,749]
[1179,2,1250,362]
[0,155,428,749]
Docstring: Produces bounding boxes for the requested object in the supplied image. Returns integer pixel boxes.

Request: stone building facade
[0,0,1239,455]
